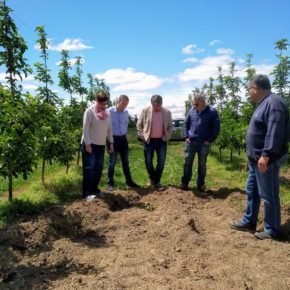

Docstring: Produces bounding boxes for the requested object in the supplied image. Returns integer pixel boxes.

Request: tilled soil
[0,186,290,290]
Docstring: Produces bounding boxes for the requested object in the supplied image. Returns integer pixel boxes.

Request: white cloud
[216,48,234,55]
[182,44,205,55]
[253,64,275,75]
[209,39,221,46]
[23,84,38,91]
[179,48,239,82]
[182,44,195,55]
[34,38,93,51]
[178,53,234,82]
[182,57,199,63]
[95,68,164,91]
[0,72,6,82]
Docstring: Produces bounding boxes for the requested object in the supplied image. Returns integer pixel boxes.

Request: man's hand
[185,138,190,144]
[86,144,92,154]
[258,156,269,173]
[108,143,114,154]
[204,141,211,145]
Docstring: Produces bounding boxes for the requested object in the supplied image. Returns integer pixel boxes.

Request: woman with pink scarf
[81,91,114,200]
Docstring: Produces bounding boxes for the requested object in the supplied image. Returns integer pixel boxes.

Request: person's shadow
[196,187,246,199]
[280,219,290,242]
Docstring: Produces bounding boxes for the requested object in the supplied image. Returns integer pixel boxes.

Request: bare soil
[1,186,290,290]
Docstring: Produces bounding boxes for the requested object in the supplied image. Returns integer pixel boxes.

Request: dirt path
[1,186,290,289]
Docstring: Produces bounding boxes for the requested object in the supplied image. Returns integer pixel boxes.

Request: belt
[113,135,126,138]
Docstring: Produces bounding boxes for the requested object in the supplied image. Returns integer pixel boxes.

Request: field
[0,136,290,289]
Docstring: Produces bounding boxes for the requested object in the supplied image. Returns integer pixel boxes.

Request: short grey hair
[248,75,271,90]
[192,93,206,102]
[151,94,163,105]
[117,94,129,102]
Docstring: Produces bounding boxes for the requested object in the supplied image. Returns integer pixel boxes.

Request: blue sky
[1,0,290,117]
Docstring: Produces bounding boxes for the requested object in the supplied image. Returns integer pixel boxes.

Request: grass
[0,129,289,227]
[0,161,64,197]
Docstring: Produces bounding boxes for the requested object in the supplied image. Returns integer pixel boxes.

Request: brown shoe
[180,183,189,190]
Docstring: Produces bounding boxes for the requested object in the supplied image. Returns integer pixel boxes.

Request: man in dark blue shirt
[180,93,220,193]
[230,75,289,240]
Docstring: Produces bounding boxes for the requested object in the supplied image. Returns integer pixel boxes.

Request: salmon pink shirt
[150,111,164,138]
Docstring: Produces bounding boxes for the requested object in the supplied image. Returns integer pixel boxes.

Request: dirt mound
[1,186,290,289]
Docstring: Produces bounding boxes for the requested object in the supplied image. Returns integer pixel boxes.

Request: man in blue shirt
[107,95,139,190]
[230,75,289,240]
[180,93,220,193]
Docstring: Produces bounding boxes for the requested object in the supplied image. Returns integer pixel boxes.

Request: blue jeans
[107,136,132,185]
[144,138,167,184]
[242,155,286,237]
[181,141,210,186]
[81,143,105,198]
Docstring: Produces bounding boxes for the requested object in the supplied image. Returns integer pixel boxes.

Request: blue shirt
[246,93,288,163]
[109,107,129,136]
[183,105,220,143]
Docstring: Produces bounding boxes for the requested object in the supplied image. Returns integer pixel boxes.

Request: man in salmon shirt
[137,95,172,187]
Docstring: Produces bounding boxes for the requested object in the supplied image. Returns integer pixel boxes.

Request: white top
[81,104,113,145]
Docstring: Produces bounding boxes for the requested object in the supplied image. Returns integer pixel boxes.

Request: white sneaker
[85,195,96,201]
[107,185,114,191]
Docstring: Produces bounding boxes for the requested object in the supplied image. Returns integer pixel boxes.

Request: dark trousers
[81,143,105,198]
[181,141,210,186]
[242,155,287,237]
[144,138,167,184]
[107,135,132,185]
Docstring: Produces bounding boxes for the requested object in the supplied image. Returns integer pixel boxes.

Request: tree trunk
[230,149,233,163]
[219,147,222,161]
[8,173,13,201]
[77,150,80,166]
[42,157,45,184]
[66,163,69,174]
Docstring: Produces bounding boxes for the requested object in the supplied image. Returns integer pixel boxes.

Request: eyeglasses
[192,103,199,107]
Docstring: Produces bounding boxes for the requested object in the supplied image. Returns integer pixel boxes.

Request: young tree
[205,77,216,106]
[215,66,227,111]
[86,73,111,105]
[0,0,32,97]
[224,62,241,117]
[34,25,59,105]
[0,1,36,200]
[58,49,74,102]
[271,38,290,108]
[0,89,38,200]
[72,56,87,102]
[34,25,63,183]
[241,53,256,125]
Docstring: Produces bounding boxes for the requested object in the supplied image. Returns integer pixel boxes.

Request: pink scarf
[95,103,108,120]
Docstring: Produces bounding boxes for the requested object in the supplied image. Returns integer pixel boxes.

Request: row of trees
[0,1,112,200]
[185,40,290,161]
[0,1,289,200]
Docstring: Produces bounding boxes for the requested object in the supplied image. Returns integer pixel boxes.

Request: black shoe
[229,220,256,233]
[154,182,161,188]
[197,185,209,193]
[180,183,189,190]
[126,180,141,188]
